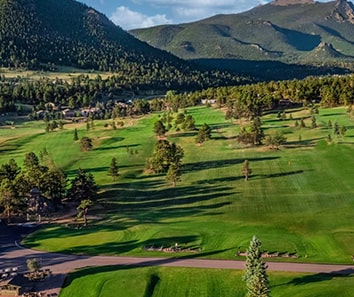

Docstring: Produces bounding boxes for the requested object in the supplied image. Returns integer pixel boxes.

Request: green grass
[0,66,112,81]
[2,106,353,265]
[59,266,354,297]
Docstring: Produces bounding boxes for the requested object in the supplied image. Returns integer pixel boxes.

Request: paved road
[1,225,354,295]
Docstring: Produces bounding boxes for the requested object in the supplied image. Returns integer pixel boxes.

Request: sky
[78,0,353,30]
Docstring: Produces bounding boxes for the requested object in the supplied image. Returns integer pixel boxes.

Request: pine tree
[166,163,181,187]
[241,160,252,181]
[334,121,340,135]
[300,118,306,128]
[77,199,93,226]
[196,123,212,144]
[153,120,167,137]
[108,157,119,180]
[73,128,78,141]
[243,236,270,297]
[311,115,317,129]
[80,137,93,151]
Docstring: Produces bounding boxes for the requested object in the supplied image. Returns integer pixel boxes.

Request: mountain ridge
[130,0,354,70]
[0,0,246,90]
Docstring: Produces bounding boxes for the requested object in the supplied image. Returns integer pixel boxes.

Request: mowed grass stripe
[59,266,354,297]
[4,106,351,264]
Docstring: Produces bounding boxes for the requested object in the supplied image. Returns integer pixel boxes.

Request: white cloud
[131,0,272,23]
[110,6,172,30]
[136,0,268,9]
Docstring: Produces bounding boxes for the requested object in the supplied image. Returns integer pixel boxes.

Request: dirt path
[1,226,353,296]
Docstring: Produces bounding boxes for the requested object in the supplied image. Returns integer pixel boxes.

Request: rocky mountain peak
[330,0,354,23]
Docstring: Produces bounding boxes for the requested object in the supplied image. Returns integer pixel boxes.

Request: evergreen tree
[327,120,332,129]
[174,112,185,129]
[327,134,332,143]
[108,157,119,180]
[241,160,252,181]
[73,128,79,141]
[153,120,167,137]
[182,114,196,131]
[147,140,184,173]
[340,125,347,137]
[0,178,23,223]
[41,168,67,207]
[0,159,21,181]
[77,199,93,226]
[300,118,306,128]
[334,121,340,135]
[250,117,264,145]
[68,169,97,202]
[166,163,182,187]
[196,123,212,144]
[112,121,117,130]
[243,236,270,297]
[264,131,287,150]
[311,115,317,129]
[80,137,93,151]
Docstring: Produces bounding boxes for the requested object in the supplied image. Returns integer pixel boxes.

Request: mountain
[131,0,354,79]
[0,0,244,90]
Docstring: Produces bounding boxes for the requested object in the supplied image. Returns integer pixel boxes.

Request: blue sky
[78,0,353,30]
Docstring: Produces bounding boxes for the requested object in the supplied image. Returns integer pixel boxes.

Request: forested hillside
[0,0,245,91]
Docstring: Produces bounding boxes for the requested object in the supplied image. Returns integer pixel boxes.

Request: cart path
[1,226,353,296]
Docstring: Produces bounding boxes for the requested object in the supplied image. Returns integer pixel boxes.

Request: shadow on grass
[320,112,346,117]
[183,156,279,172]
[25,184,234,247]
[94,143,141,152]
[193,176,243,185]
[61,247,236,288]
[275,269,354,288]
[144,274,160,297]
[169,131,198,138]
[257,170,304,179]
[102,184,234,211]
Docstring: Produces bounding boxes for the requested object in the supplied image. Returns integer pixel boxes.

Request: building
[0,274,30,297]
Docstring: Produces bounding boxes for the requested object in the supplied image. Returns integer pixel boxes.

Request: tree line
[0,151,97,223]
[1,72,353,123]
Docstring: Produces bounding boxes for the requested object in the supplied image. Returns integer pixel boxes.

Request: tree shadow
[61,247,237,288]
[275,269,354,288]
[101,184,235,220]
[183,156,279,172]
[169,131,198,138]
[94,143,140,151]
[144,273,160,297]
[258,170,304,179]
[193,176,243,184]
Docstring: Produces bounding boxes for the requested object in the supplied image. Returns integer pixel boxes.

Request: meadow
[2,104,353,295]
[0,104,348,265]
[59,266,354,297]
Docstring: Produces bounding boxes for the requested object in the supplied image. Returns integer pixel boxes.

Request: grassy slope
[2,106,353,264]
[59,266,354,297]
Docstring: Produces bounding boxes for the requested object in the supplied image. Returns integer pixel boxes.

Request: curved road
[1,225,354,295]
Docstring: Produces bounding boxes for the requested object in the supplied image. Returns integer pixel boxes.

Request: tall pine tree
[108,157,119,180]
[243,236,270,297]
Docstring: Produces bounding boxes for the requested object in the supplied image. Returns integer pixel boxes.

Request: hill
[0,0,244,91]
[131,0,354,79]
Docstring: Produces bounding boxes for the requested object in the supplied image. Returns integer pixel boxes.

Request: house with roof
[0,274,31,296]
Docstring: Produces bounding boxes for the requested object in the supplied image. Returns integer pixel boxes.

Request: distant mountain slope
[0,0,245,90]
[131,0,354,66]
